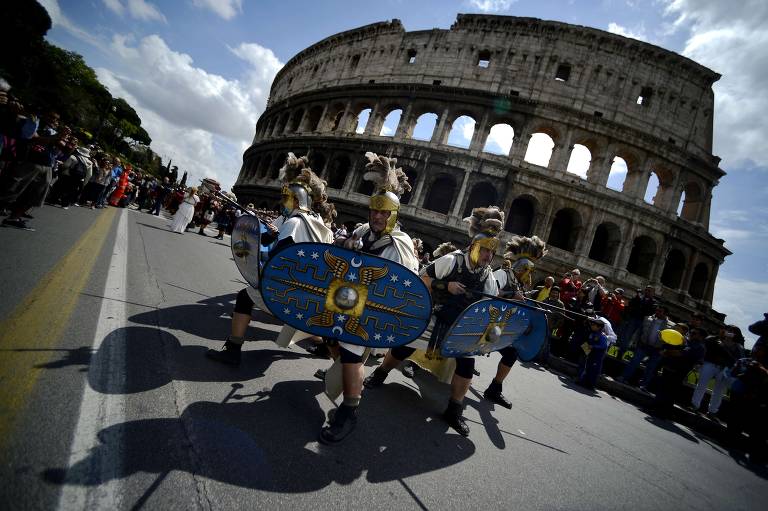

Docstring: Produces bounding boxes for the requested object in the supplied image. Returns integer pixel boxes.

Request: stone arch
[446,115,476,149]
[626,235,657,278]
[411,112,438,141]
[304,105,323,132]
[505,195,537,235]
[259,154,272,178]
[644,164,675,207]
[689,263,709,299]
[400,167,418,204]
[679,181,704,221]
[327,155,350,189]
[264,117,277,138]
[355,107,372,134]
[327,103,346,132]
[269,155,283,180]
[423,174,457,214]
[287,108,304,133]
[379,108,402,136]
[483,123,515,155]
[566,144,591,179]
[606,156,629,192]
[661,248,686,289]
[588,222,621,265]
[462,181,498,218]
[273,113,289,136]
[248,157,261,180]
[310,152,326,177]
[547,208,582,252]
[524,133,555,168]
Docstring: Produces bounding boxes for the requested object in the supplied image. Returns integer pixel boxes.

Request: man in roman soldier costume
[481,236,548,408]
[206,153,335,366]
[364,207,504,437]
[318,152,419,444]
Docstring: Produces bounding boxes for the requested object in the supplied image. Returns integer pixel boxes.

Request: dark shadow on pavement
[643,415,700,443]
[557,375,602,397]
[135,222,171,232]
[42,380,475,496]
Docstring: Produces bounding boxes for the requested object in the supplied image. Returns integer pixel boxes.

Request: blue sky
[38,0,768,345]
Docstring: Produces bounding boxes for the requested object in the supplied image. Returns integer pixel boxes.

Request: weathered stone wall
[233,14,730,316]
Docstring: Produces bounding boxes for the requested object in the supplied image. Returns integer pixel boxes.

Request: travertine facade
[233,14,730,317]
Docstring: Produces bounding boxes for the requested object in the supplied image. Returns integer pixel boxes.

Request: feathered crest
[463,206,505,238]
[433,242,458,258]
[503,235,548,262]
[412,238,424,256]
[280,151,336,223]
[363,152,411,197]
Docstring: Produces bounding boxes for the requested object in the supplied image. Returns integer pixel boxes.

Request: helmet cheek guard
[468,235,499,267]
[370,191,400,234]
[511,258,535,288]
[281,183,311,216]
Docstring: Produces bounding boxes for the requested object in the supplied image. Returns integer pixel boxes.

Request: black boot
[401,361,416,379]
[443,399,470,437]
[305,343,330,358]
[319,404,358,444]
[363,367,389,389]
[205,339,242,367]
[483,380,512,409]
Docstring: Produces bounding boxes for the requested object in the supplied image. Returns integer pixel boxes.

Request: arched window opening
[357,178,375,196]
[606,156,628,192]
[259,155,272,178]
[355,108,371,134]
[626,235,657,278]
[423,175,456,214]
[462,182,498,218]
[676,191,686,217]
[379,109,402,136]
[680,182,703,221]
[478,49,491,68]
[548,208,581,252]
[269,157,283,180]
[412,112,438,141]
[327,156,350,189]
[555,63,571,82]
[311,153,326,177]
[644,171,661,205]
[588,223,621,265]
[350,54,360,70]
[306,106,323,132]
[524,133,555,167]
[248,158,260,180]
[689,263,709,299]
[274,114,289,136]
[483,123,514,155]
[400,168,418,204]
[447,115,476,149]
[505,197,535,235]
[661,249,686,289]
[288,109,304,133]
[407,49,417,64]
[566,144,591,179]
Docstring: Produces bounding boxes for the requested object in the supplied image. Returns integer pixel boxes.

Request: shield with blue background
[231,215,271,289]
[260,242,432,348]
[440,298,548,360]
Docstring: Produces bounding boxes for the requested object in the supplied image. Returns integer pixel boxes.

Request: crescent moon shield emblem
[332,326,344,336]
[351,257,362,268]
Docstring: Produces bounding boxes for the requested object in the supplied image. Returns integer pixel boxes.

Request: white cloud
[100,0,166,22]
[96,34,283,190]
[39,0,100,45]
[483,123,514,155]
[565,144,591,179]
[467,0,516,13]
[712,276,765,349]
[102,0,124,16]
[523,133,554,167]
[607,22,648,42]
[661,0,768,169]
[192,0,243,20]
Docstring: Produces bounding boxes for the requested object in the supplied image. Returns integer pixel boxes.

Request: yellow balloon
[660,329,684,346]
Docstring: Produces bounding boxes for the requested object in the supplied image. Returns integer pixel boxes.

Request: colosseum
[233,14,731,320]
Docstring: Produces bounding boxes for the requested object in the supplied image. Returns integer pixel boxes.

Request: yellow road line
[0,207,118,445]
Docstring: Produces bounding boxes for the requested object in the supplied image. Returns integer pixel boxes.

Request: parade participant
[207,153,334,366]
[318,152,418,444]
[482,236,547,408]
[364,206,504,437]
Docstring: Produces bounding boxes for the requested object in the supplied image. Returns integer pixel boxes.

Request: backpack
[70,156,87,179]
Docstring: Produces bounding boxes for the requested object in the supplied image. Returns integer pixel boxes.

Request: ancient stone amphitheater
[233,14,730,318]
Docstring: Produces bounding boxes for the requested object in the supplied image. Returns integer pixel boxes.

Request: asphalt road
[0,204,766,510]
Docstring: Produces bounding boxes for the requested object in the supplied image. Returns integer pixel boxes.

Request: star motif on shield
[374,333,381,341]
[347,272,357,282]
[386,334,395,343]
[296,313,303,319]
[284,307,291,314]
[311,251,319,259]
[336,313,347,322]
[481,307,486,313]
[403,279,412,287]
[390,274,399,283]
[296,249,305,257]
[474,307,480,313]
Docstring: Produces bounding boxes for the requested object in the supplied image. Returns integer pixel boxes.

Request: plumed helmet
[363,152,411,234]
[462,206,505,267]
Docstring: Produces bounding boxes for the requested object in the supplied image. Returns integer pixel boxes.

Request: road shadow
[135,222,170,232]
[129,293,281,342]
[556,375,602,397]
[88,326,307,394]
[643,415,700,444]
[42,380,475,496]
